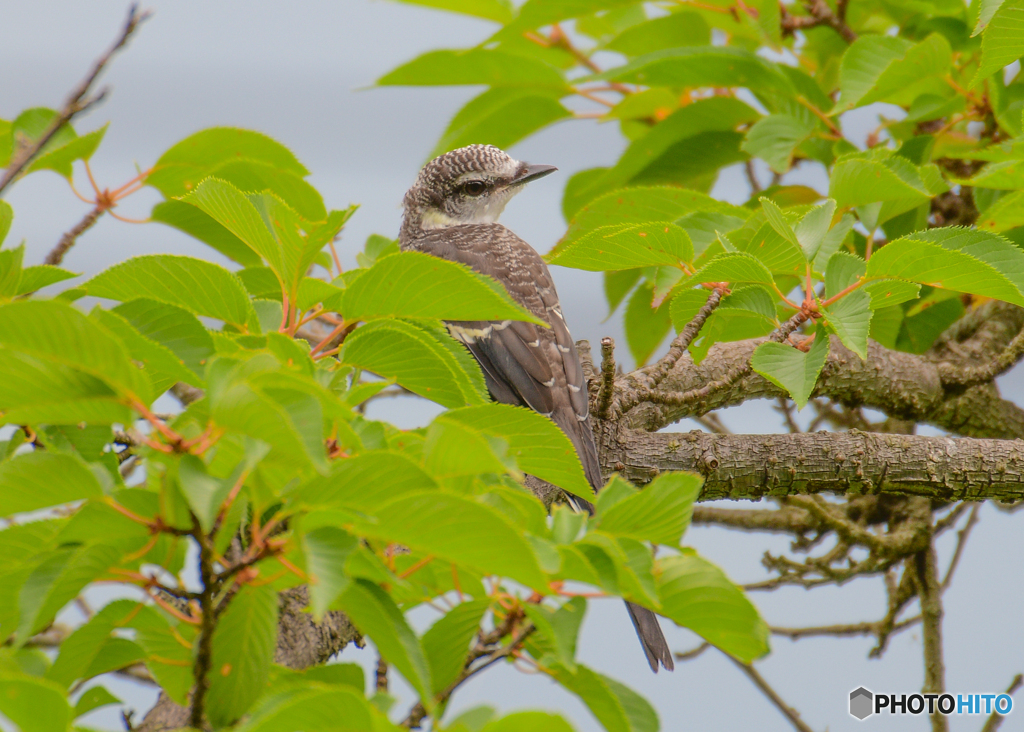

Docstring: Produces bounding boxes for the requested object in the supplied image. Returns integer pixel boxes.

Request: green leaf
[422,598,489,694]
[556,186,746,253]
[910,226,1024,297]
[866,237,1024,306]
[547,223,693,271]
[977,189,1024,232]
[974,0,1007,34]
[759,198,801,249]
[0,200,12,245]
[378,48,568,90]
[294,450,437,513]
[390,0,513,23]
[431,88,570,159]
[336,579,433,702]
[303,527,357,620]
[86,254,254,329]
[129,608,195,705]
[481,712,575,732]
[181,179,316,302]
[73,685,121,718]
[523,596,586,671]
[0,451,104,518]
[685,286,777,364]
[151,200,262,267]
[823,289,872,359]
[813,214,855,273]
[210,380,327,473]
[0,243,24,298]
[794,199,837,261]
[342,251,543,324]
[606,12,710,55]
[547,662,659,732]
[669,287,711,332]
[0,675,71,732]
[207,584,279,727]
[0,299,142,399]
[91,308,200,392]
[863,279,922,309]
[581,98,760,202]
[962,159,1024,189]
[502,0,646,34]
[830,151,935,216]
[148,127,308,199]
[235,686,377,732]
[17,544,121,642]
[598,46,793,97]
[442,404,594,503]
[341,319,487,408]
[624,282,673,367]
[14,265,78,296]
[25,125,107,179]
[686,252,775,287]
[838,34,951,110]
[751,327,829,409]
[367,491,548,589]
[597,472,701,546]
[47,599,141,689]
[604,270,642,316]
[742,114,816,174]
[177,455,232,532]
[657,551,769,663]
[424,418,515,478]
[823,251,865,298]
[113,298,215,376]
[973,0,1024,84]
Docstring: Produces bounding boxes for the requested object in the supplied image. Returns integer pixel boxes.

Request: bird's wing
[402,223,675,672]
[407,224,602,492]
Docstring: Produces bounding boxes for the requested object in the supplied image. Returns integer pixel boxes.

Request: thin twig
[980,674,1023,732]
[597,337,617,420]
[937,328,1024,388]
[744,159,763,193]
[617,289,725,416]
[644,310,809,410]
[725,654,817,732]
[44,205,104,265]
[941,504,979,591]
[0,5,150,196]
[674,641,710,661]
[770,616,921,640]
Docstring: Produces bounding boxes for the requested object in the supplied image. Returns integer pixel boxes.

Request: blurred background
[1,2,1021,730]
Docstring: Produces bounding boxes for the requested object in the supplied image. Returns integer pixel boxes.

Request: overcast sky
[2,2,1021,731]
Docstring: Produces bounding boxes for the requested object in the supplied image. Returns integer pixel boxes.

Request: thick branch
[616,333,1024,439]
[602,429,1024,503]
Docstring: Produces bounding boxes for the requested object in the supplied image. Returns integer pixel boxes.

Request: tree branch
[604,429,1024,503]
[44,205,104,265]
[980,674,1023,732]
[0,5,149,196]
[725,655,818,732]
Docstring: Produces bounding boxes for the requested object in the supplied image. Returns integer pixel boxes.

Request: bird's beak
[513,163,558,185]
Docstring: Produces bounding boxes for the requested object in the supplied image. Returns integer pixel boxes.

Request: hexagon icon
[850,687,874,720]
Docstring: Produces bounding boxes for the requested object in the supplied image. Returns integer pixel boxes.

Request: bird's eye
[463,181,486,196]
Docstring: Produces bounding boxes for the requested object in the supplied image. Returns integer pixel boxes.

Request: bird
[398,144,675,673]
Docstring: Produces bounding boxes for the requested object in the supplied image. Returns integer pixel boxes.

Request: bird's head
[402,144,557,230]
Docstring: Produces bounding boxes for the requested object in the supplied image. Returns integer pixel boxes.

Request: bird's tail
[625,601,675,673]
